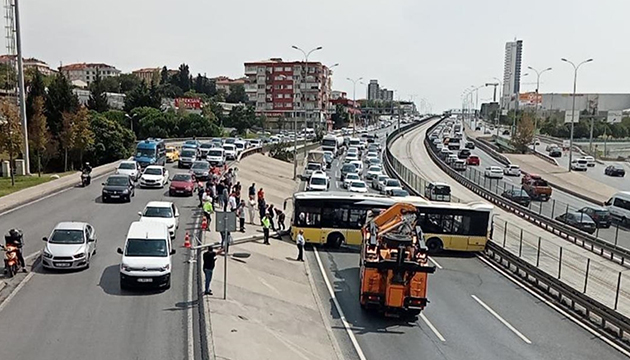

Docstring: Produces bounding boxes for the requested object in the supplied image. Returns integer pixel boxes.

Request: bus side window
[423,213,443,234]
[442,215,454,233]
[348,209,365,229]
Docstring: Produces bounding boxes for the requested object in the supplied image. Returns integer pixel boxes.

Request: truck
[359,202,436,317]
[302,150,326,180]
[521,173,552,201]
[321,135,344,156]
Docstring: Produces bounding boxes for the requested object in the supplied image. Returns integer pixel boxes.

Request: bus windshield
[136,148,155,158]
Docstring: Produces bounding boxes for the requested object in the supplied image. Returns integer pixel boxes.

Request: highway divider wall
[384,118,630,348]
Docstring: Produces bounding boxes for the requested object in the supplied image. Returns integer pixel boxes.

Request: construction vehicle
[359,203,436,317]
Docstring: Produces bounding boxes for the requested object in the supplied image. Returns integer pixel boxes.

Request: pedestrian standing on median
[203,247,223,295]
[296,229,305,261]
[262,213,271,245]
[221,183,229,211]
[247,196,256,225]
[216,180,225,210]
[197,184,205,208]
[203,198,214,230]
[257,187,265,202]
[237,199,246,232]
[258,197,267,225]
[249,183,256,198]
[234,181,242,204]
[228,191,238,212]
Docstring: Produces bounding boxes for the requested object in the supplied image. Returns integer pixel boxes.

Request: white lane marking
[471,294,532,344]
[428,256,443,269]
[25,251,41,261]
[313,247,367,360]
[476,255,630,357]
[420,313,446,342]
[187,212,200,360]
[0,271,35,313]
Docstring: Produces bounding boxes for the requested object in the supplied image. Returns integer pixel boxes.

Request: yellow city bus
[289,192,494,252]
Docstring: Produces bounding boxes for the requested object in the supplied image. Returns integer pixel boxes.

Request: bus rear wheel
[426,237,443,254]
[326,233,344,249]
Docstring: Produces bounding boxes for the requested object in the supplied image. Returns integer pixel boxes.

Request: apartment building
[502,40,523,108]
[0,55,56,76]
[243,58,333,128]
[214,76,246,94]
[59,63,121,86]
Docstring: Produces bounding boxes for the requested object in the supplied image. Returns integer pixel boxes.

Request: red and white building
[0,55,56,76]
[59,63,121,86]
[243,58,333,129]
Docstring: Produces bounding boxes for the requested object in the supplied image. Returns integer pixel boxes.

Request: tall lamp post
[527,66,552,135]
[561,57,593,172]
[347,77,363,137]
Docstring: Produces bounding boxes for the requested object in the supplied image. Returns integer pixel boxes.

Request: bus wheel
[326,233,344,249]
[426,238,443,254]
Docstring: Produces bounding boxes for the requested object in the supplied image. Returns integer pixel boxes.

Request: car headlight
[169,185,176,190]
[203,172,209,176]
[122,189,129,194]
[160,264,170,272]
[74,252,86,259]
[43,250,53,259]
[121,264,131,272]
[168,224,175,229]
[186,186,193,191]
[102,189,110,194]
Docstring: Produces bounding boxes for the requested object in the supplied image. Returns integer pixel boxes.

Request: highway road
[310,120,628,359]
[0,161,203,360]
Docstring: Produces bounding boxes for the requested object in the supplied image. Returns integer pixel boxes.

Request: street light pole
[14,0,29,174]
[346,77,363,138]
[291,45,322,179]
[527,66,552,136]
[561,58,593,172]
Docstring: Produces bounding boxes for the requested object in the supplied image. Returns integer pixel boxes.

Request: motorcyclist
[81,162,92,186]
[5,228,26,272]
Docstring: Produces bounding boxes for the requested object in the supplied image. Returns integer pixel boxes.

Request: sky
[9,0,630,111]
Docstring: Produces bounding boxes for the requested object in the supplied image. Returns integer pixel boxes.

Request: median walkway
[201,153,341,360]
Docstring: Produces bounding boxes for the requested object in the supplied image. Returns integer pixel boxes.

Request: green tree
[132,107,176,139]
[0,99,23,185]
[88,113,135,165]
[87,71,109,112]
[99,76,121,93]
[59,111,75,171]
[0,62,17,90]
[26,68,46,122]
[175,63,191,92]
[610,122,629,138]
[72,106,95,165]
[119,73,142,93]
[156,82,184,99]
[160,66,169,85]
[331,104,349,129]
[225,84,248,103]
[511,112,535,153]
[124,82,161,112]
[101,110,127,128]
[28,96,50,176]
[45,72,79,137]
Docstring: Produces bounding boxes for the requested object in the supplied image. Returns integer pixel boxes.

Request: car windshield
[378,176,388,181]
[386,179,400,187]
[184,141,197,146]
[369,166,381,172]
[143,206,173,218]
[125,239,168,257]
[223,145,235,151]
[351,182,366,188]
[106,177,129,186]
[144,168,162,176]
[391,189,409,196]
[192,162,209,170]
[307,163,321,170]
[311,177,327,185]
[208,150,223,156]
[200,143,213,149]
[118,163,135,170]
[49,229,84,244]
[342,165,355,172]
[172,174,192,182]
[433,185,451,195]
[136,148,155,158]
[181,150,196,158]
[166,148,174,153]
[347,174,360,180]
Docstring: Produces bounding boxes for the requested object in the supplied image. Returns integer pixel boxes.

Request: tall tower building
[367,80,380,101]
[502,40,523,108]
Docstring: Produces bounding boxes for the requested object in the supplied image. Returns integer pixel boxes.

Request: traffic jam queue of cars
[41,137,267,290]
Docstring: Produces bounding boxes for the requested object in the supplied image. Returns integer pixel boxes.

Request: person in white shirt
[296,229,305,262]
[228,192,238,212]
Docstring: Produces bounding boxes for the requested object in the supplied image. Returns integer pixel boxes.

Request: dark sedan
[169,173,196,196]
[190,160,211,180]
[549,148,562,157]
[555,211,597,235]
[458,149,471,159]
[501,189,531,207]
[465,142,475,149]
[101,174,135,203]
[605,164,625,177]
[577,206,611,228]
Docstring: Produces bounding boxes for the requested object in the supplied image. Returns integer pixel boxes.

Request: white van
[234,140,246,155]
[206,148,225,166]
[223,144,237,160]
[117,221,174,290]
[605,192,630,224]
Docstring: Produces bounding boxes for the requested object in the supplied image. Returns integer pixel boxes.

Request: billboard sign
[564,110,580,123]
[607,110,623,124]
[175,97,202,109]
[518,92,542,105]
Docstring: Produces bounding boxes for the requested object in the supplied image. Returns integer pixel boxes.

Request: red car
[467,155,480,166]
[169,173,196,196]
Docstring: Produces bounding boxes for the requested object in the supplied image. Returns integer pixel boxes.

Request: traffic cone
[183,232,191,248]
[201,216,208,231]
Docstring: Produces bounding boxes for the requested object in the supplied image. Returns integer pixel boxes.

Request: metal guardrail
[384,118,630,347]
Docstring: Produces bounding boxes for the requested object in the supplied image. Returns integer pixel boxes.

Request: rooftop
[60,63,118,71]
[53,221,88,231]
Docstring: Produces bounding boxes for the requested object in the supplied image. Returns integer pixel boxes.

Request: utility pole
[527,66,552,136]
[347,77,363,138]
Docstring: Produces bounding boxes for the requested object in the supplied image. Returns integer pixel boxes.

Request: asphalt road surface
[0,161,203,360]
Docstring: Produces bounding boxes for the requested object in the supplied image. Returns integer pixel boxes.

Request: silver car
[41,222,97,270]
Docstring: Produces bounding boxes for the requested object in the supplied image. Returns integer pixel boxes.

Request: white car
[345,153,359,162]
[349,180,368,193]
[343,173,361,189]
[582,156,595,167]
[139,165,169,188]
[350,160,363,173]
[234,140,246,155]
[365,152,378,163]
[116,161,141,181]
[372,174,388,190]
[138,201,180,239]
[503,164,521,176]
[381,178,402,193]
[484,166,504,179]
[223,144,237,160]
[41,222,97,270]
[365,165,383,180]
[446,154,458,164]
[571,159,588,171]
[308,171,329,191]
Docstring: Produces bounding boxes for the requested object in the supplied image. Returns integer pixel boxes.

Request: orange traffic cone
[201,216,208,231]
[183,232,191,248]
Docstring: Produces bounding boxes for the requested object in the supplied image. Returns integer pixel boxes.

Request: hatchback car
[467,155,480,166]
[365,165,383,180]
[570,159,588,171]
[458,149,471,159]
[503,164,521,176]
[484,166,503,179]
[381,178,402,194]
[349,180,368,193]
[501,189,531,207]
[165,146,180,163]
[605,164,626,177]
[555,211,597,235]
[169,173,196,196]
[41,222,97,270]
[452,159,467,171]
[102,174,135,203]
[372,174,388,190]
[116,161,141,181]
[191,160,211,181]
[341,163,358,181]
[577,206,611,228]
[343,173,361,189]
[138,201,180,239]
[549,148,562,157]
[139,165,169,188]
[465,142,475,149]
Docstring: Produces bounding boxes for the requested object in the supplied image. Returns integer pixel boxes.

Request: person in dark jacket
[203,247,223,295]
[267,204,276,231]
[258,197,267,225]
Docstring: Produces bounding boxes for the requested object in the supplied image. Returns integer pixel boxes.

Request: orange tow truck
[359,203,436,317]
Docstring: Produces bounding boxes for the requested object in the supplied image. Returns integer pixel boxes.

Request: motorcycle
[81,171,91,187]
[0,244,20,278]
